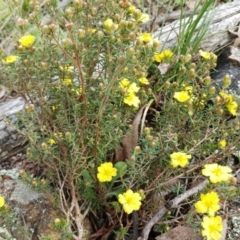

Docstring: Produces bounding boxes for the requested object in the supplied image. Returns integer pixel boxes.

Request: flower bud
[23,59,30,66]
[204,76,211,86]
[41,25,50,33]
[214,96,221,103]
[185,54,192,62]
[109,36,115,42]
[136,38,143,47]
[127,47,135,56]
[165,81,171,89]
[228,177,237,185]
[190,63,196,69]
[54,218,61,226]
[41,62,47,70]
[153,40,160,50]
[180,66,186,74]
[133,9,142,20]
[135,146,141,154]
[127,21,136,29]
[32,180,38,186]
[223,74,231,89]
[119,20,127,29]
[138,189,145,200]
[41,142,47,149]
[119,0,131,8]
[97,30,104,39]
[49,23,57,31]
[17,18,28,27]
[92,7,97,15]
[4,205,10,212]
[19,170,26,177]
[65,7,75,18]
[130,156,136,161]
[189,68,196,77]
[216,108,224,115]
[62,38,71,46]
[29,12,36,20]
[29,104,35,110]
[73,0,83,8]
[209,86,216,95]
[41,179,46,185]
[150,141,156,147]
[65,132,71,138]
[65,22,74,29]
[104,18,114,32]
[144,127,150,135]
[146,135,153,141]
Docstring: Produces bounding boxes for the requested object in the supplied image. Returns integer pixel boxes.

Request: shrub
[1,0,239,239]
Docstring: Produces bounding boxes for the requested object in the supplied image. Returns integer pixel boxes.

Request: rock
[0,97,27,163]
[0,169,92,240]
[155,225,202,240]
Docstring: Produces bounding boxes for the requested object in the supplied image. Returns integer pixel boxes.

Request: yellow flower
[18,34,35,48]
[138,13,150,23]
[62,78,72,85]
[174,91,191,102]
[155,49,173,63]
[202,164,232,183]
[87,28,96,34]
[118,189,142,214]
[226,100,238,116]
[128,83,140,93]
[124,92,140,108]
[201,216,222,240]
[195,192,220,216]
[54,132,63,138]
[0,196,5,208]
[48,138,56,145]
[59,65,74,72]
[219,91,238,116]
[170,152,191,168]
[138,33,153,43]
[128,5,136,13]
[119,78,139,93]
[51,105,58,111]
[217,140,227,149]
[2,55,19,64]
[199,50,211,60]
[139,77,149,85]
[71,87,82,95]
[104,18,114,32]
[119,78,130,89]
[97,162,117,182]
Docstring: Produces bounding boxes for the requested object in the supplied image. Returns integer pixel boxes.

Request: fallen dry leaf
[115,106,144,161]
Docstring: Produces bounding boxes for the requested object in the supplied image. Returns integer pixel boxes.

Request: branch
[140,179,208,240]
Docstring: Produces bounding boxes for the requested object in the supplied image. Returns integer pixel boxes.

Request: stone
[0,169,92,240]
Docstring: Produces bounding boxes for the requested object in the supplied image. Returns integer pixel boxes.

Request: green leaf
[110,201,121,212]
[105,188,125,198]
[114,161,127,178]
[81,169,94,184]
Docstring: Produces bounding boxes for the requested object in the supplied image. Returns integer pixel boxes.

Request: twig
[132,211,138,240]
[140,179,208,240]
